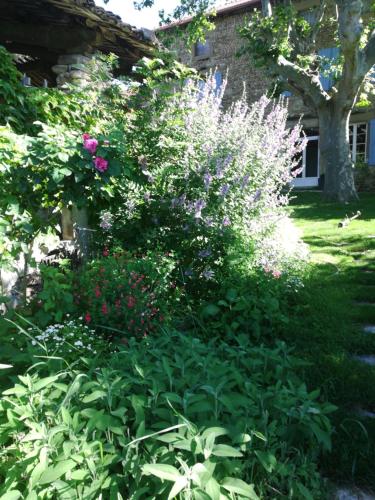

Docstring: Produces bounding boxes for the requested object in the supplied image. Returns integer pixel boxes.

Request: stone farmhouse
[159,0,375,189]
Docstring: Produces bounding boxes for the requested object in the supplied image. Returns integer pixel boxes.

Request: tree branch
[335,0,366,106]
[275,55,327,108]
[310,0,328,48]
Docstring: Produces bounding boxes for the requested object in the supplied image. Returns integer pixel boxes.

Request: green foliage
[199,273,291,340]
[0,46,37,132]
[0,126,36,268]
[0,329,334,498]
[32,264,77,326]
[239,6,300,66]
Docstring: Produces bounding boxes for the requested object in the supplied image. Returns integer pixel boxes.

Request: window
[349,123,368,163]
[194,40,210,59]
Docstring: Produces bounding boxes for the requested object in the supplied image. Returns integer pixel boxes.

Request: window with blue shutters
[318,47,340,91]
[368,119,375,166]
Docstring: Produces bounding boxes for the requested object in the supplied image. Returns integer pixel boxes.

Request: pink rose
[84,138,98,155]
[94,156,108,172]
[82,133,91,141]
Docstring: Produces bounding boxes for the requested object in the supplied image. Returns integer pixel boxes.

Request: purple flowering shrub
[102,75,308,287]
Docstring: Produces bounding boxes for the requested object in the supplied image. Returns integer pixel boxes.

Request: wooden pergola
[0,0,156,86]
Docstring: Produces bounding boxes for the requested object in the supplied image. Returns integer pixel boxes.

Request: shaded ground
[287,191,375,489]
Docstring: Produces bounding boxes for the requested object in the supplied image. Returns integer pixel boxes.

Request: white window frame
[292,136,320,187]
[350,122,368,163]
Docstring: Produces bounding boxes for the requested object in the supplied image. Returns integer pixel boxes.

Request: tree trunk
[318,106,358,202]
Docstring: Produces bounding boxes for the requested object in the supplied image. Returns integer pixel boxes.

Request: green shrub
[199,275,290,340]
[32,264,77,327]
[0,329,334,498]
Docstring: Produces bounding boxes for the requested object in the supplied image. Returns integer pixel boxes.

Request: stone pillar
[61,206,74,240]
[54,54,94,258]
[52,54,92,87]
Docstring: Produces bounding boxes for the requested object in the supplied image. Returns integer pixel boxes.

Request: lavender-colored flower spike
[205,217,214,227]
[253,189,261,202]
[241,175,250,189]
[222,216,231,226]
[220,184,230,197]
[194,199,206,219]
[204,172,213,190]
[215,160,225,179]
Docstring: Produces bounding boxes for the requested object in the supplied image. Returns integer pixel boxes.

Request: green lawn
[287,191,375,489]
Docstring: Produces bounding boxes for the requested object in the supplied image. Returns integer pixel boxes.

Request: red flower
[103,248,109,257]
[127,296,136,308]
[84,312,91,323]
[95,287,101,298]
[101,303,108,314]
[82,133,91,141]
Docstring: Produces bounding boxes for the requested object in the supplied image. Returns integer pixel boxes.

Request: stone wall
[52,53,93,87]
[170,9,271,110]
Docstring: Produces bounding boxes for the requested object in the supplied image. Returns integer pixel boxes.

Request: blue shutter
[368,119,375,166]
[214,71,222,93]
[318,47,339,91]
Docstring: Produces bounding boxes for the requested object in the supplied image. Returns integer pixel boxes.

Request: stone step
[356,407,375,419]
[353,355,375,366]
[363,325,375,334]
[334,487,375,500]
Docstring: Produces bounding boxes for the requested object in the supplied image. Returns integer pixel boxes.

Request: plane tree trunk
[318,105,358,202]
